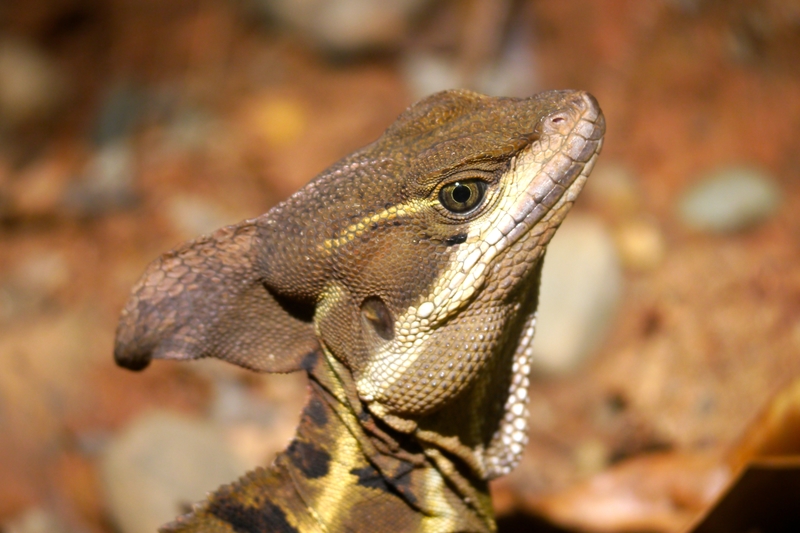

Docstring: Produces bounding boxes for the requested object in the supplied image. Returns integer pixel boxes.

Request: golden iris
[438,180,487,214]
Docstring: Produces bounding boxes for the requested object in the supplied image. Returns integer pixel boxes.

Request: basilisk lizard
[114,89,605,532]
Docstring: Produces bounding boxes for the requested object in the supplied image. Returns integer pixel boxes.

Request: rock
[573,438,610,478]
[101,411,248,533]
[583,161,641,217]
[92,82,145,145]
[253,0,433,53]
[0,39,68,127]
[532,215,622,375]
[14,250,69,293]
[471,22,539,98]
[2,507,71,533]
[614,217,666,272]
[400,52,463,100]
[57,82,145,217]
[0,251,69,320]
[207,369,308,467]
[167,194,240,239]
[209,375,258,424]
[64,140,137,216]
[241,94,308,148]
[582,162,663,271]
[59,81,150,217]
[677,165,780,232]
[401,23,538,99]
[164,106,217,152]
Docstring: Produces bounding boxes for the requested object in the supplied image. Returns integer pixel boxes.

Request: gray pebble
[101,411,248,533]
[0,251,69,321]
[402,22,538,99]
[2,507,71,533]
[253,0,433,53]
[401,52,463,101]
[167,195,240,239]
[92,82,145,145]
[164,106,217,152]
[532,215,622,375]
[64,140,137,216]
[678,165,780,232]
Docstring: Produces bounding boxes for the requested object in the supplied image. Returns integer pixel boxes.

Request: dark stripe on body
[305,396,329,427]
[287,440,331,479]
[209,496,298,533]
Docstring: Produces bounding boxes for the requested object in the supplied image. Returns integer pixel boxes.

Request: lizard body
[114,89,605,532]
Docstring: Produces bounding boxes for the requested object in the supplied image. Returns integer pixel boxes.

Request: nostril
[542,112,569,133]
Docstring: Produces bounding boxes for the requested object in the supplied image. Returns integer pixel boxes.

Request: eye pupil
[438,179,487,214]
[452,183,472,203]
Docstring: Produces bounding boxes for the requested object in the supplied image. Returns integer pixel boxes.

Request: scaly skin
[115,89,605,532]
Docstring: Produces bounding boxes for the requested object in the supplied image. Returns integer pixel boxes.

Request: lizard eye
[438,180,487,214]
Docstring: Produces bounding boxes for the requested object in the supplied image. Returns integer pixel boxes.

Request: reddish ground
[1,1,798,531]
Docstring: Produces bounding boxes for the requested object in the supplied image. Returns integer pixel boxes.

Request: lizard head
[320,90,605,420]
[115,90,604,438]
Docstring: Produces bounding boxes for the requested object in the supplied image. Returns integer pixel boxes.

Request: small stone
[210,376,257,424]
[583,161,641,217]
[64,141,137,216]
[401,52,463,101]
[472,23,538,98]
[401,25,537,100]
[15,251,70,294]
[532,215,622,375]
[677,165,780,232]
[614,218,666,271]
[92,82,145,145]
[59,82,145,216]
[0,251,69,320]
[165,106,217,152]
[253,0,433,53]
[2,507,71,533]
[195,363,306,467]
[0,39,68,127]
[167,195,239,238]
[243,95,308,147]
[101,411,248,533]
[574,439,610,478]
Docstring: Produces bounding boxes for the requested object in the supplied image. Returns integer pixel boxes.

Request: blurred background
[0,0,799,532]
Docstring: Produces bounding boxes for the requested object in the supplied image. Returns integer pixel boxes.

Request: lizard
[114,88,605,533]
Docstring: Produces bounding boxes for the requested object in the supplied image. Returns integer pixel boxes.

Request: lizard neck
[297,350,496,532]
[165,351,495,533]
